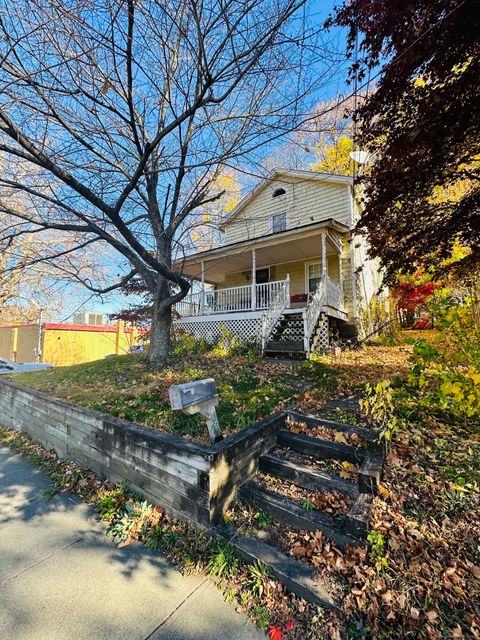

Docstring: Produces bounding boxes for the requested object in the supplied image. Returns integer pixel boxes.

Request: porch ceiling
[178,229,342,284]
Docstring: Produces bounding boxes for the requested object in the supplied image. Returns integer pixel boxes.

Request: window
[270,211,287,233]
[255,268,269,284]
[272,188,286,198]
[307,262,322,294]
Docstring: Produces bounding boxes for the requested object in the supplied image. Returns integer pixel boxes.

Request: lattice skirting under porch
[311,315,330,353]
[174,316,263,344]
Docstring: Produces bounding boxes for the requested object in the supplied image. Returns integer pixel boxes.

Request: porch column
[200,260,205,314]
[251,249,256,310]
[321,234,328,283]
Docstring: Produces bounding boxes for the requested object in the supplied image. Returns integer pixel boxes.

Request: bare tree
[0,154,114,320]
[262,95,357,171]
[0,0,337,361]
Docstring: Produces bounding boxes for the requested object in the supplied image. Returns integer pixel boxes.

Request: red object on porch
[290,293,308,304]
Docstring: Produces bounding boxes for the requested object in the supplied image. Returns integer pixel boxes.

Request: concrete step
[238,482,357,549]
[259,453,358,498]
[213,525,343,610]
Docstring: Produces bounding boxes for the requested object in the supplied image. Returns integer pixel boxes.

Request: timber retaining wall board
[0,379,284,526]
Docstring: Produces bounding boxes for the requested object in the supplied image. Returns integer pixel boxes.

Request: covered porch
[173,221,347,319]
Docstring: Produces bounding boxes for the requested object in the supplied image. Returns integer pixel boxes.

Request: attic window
[272,188,286,198]
[270,211,287,233]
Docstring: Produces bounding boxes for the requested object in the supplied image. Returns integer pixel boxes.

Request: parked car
[0,358,54,375]
[128,344,145,354]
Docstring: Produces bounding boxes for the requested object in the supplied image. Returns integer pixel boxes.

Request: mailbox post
[168,378,222,444]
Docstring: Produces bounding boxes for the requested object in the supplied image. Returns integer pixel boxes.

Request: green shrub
[408,299,480,422]
[211,326,257,358]
[361,380,401,442]
[207,543,239,578]
[173,331,208,355]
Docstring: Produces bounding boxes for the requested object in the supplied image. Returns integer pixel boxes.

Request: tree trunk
[149,277,172,363]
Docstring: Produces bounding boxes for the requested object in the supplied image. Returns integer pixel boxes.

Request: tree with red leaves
[391,272,437,327]
[330,0,480,285]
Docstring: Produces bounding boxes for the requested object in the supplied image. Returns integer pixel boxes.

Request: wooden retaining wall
[0,379,284,527]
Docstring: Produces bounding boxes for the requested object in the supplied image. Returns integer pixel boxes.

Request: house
[173,169,384,356]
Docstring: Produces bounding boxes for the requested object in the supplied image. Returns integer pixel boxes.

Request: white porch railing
[260,276,290,351]
[174,279,289,318]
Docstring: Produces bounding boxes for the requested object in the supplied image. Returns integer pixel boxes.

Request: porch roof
[174,218,348,284]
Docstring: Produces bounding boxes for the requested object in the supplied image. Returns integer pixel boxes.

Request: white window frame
[269,210,288,234]
[305,260,323,295]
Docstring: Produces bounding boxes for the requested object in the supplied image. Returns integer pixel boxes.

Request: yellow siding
[16,326,41,362]
[43,326,135,367]
[225,177,351,244]
[0,327,15,360]
[276,260,308,297]
[341,235,355,318]
[0,323,136,366]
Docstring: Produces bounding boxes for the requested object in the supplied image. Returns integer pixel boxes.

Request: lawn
[9,336,414,442]
[4,329,480,638]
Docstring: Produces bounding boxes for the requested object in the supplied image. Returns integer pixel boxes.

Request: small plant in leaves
[367,530,388,572]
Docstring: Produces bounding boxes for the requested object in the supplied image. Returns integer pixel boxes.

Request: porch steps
[265,312,307,358]
[264,340,305,355]
[270,314,304,339]
[213,524,343,610]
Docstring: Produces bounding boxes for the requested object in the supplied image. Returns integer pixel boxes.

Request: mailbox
[169,378,218,410]
[168,378,222,444]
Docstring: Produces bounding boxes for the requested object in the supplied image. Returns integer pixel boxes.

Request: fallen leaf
[292,545,306,558]
[268,625,284,640]
[410,607,420,620]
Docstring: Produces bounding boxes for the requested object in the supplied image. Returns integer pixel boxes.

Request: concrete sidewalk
[0,446,265,640]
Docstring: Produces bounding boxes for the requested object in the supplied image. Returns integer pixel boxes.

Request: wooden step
[213,525,343,609]
[266,340,305,352]
[358,450,385,494]
[345,493,373,540]
[259,453,358,498]
[286,409,378,443]
[278,430,366,464]
[238,481,357,549]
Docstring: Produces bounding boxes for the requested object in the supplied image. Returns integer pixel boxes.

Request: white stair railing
[325,276,345,311]
[303,280,326,351]
[261,275,290,352]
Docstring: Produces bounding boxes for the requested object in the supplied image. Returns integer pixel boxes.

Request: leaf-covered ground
[9,335,415,441]
[5,330,480,638]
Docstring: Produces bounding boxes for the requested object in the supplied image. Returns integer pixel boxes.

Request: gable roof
[220,168,353,229]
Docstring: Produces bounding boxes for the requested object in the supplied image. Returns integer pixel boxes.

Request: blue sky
[58,1,353,323]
